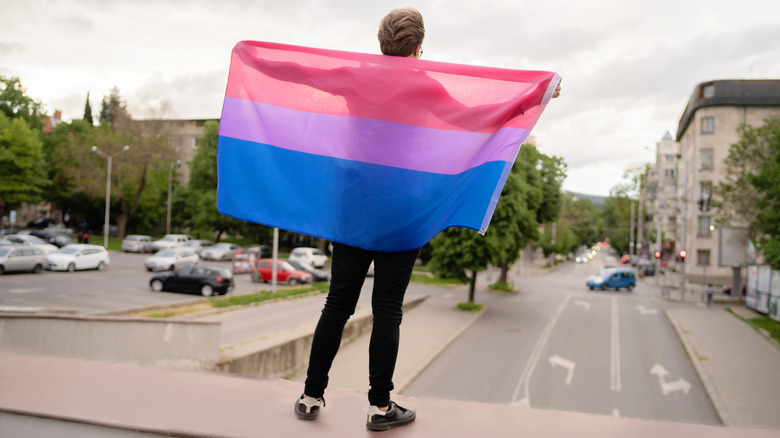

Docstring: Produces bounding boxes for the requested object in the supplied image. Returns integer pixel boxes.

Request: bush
[488,281,514,292]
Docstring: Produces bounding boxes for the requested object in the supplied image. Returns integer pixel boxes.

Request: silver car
[0,246,47,274]
[122,234,154,253]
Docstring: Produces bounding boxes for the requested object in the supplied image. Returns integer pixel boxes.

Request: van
[586,268,636,291]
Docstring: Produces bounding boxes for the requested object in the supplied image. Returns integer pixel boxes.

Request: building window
[668,215,676,226]
[701,117,715,134]
[702,84,715,99]
[697,216,711,236]
[665,154,676,163]
[698,181,712,211]
[663,168,677,179]
[700,148,714,169]
[697,249,711,266]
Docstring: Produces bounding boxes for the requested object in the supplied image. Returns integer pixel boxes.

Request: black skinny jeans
[304,242,420,407]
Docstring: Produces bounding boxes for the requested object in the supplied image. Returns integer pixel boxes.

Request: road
[0,251,286,314]
[401,250,721,426]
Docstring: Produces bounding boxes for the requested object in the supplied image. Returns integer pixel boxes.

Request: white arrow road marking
[636,305,659,315]
[574,300,591,310]
[649,363,691,395]
[511,294,572,407]
[548,354,576,385]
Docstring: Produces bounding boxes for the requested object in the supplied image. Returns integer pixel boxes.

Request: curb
[664,308,732,427]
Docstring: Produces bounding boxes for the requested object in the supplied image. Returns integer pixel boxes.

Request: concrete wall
[216,296,426,379]
[0,314,220,370]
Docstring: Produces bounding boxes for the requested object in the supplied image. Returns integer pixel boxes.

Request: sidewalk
[666,304,780,430]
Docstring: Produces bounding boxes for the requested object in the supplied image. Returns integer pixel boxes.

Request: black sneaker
[366,400,416,431]
[295,394,325,420]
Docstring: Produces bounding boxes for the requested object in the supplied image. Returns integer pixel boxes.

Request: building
[133,118,217,184]
[647,131,680,258]
[674,79,780,286]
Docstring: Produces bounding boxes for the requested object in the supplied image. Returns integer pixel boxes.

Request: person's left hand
[552,79,562,98]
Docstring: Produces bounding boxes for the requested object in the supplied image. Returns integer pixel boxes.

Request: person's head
[377,8,425,58]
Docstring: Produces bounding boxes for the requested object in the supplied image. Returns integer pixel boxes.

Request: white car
[122,234,154,253]
[47,244,110,272]
[289,247,329,268]
[145,247,199,271]
[200,243,241,261]
[150,234,191,252]
[4,234,59,255]
[0,246,48,274]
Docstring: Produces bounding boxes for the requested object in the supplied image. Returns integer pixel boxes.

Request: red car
[254,259,313,285]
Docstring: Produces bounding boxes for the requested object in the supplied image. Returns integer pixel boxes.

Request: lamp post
[166,159,182,234]
[92,145,129,248]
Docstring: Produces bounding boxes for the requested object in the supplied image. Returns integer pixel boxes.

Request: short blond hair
[377,8,425,57]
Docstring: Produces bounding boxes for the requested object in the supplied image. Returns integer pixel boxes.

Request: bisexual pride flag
[217,40,559,252]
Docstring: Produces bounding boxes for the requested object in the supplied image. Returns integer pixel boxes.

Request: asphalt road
[0,251,284,315]
[401,251,721,426]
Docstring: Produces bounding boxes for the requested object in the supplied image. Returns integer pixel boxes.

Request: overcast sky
[3,0,779,196]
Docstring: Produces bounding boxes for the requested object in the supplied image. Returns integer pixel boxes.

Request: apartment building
[647,131,680,258]
[133,118,217,184]
[674,79,780,285]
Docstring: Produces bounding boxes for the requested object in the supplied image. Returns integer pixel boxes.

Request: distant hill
[566,191,607,210]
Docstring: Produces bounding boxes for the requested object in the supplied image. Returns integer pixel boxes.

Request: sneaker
[366,400,416,431]
[295,394,325,420]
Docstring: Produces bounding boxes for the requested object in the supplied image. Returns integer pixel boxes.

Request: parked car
[145,247,199,271]
[254,259,313,285]
[637,259,656,277]
[149,264,233,297]
[182,239,214,257]
[289,247,329,268]
[200,242,241,261]
[287,259,331,282]
[47,244,110,272]
[30,228,76,248]
[586,268,636,291]
[121,234,155,253]
[150,234,192,252]
[0,246,47,274]
[4,234,59,255]
[246,245,272,258]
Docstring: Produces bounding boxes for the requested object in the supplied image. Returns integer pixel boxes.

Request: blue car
[586,268,636,291]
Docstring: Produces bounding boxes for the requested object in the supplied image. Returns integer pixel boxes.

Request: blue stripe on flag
[217,136,506,252]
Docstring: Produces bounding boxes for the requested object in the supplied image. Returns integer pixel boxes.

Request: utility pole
[629,199,636,257]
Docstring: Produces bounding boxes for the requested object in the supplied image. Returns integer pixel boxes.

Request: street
[401,251,721,425]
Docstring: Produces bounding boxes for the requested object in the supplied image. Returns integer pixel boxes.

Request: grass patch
[147,311,176,318]
[726,307,780,345]
[410,272,464,286]
[488,281,514,292]
[208,282,329,308]
[456,301,484,311]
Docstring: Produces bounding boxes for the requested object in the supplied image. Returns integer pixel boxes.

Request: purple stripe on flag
[219,97,531,175]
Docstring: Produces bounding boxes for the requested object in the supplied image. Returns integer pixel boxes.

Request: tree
[98,86,131,130]
[83,93,94,125]
[429,227,491,303]
[0,112,48,224]
[729,119,780,267]
[188,120,246,241]
[712,120,776,241]
[0,76,45,130]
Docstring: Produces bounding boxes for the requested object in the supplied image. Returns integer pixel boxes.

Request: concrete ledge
[2,352,778,438]
[0,313,220,370]
[216,295,427,379]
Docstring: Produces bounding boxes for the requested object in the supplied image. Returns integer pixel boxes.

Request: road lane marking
[548,354,576,385]
[610,297,621,392]
[636,305,658,315]
[649,363,691,395]
[511,293,572,406]
[574,300,591,310]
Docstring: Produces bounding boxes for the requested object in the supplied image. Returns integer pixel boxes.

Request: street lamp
[167,159,182,234]
[92,145,130,248]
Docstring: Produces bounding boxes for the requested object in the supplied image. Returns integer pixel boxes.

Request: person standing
[706,283,714,308]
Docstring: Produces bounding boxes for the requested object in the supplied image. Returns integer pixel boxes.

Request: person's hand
[552,79,562,98]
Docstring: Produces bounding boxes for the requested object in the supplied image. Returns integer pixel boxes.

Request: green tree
[0,112,49,224]
[429,227,491,303]
[0,76,44,131]
[560,195,601,248]
[188,120,245,241]
[731,118,780,267]
[98,87,131,130]
[83,93,94,125]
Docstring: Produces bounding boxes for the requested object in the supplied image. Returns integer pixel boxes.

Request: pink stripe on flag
[225,40,558,133]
